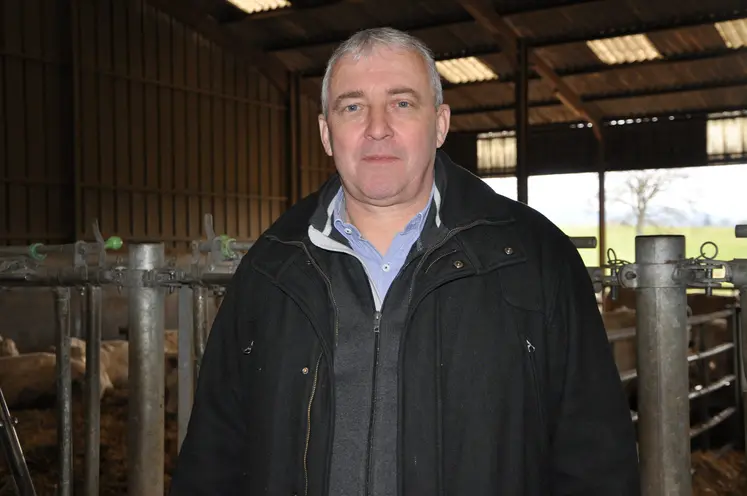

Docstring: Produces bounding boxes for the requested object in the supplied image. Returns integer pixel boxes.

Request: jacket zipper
[365,311,383,495]
[265,237,339,496]
[525,339,547,446]
[304,353,323,496]
[299,253,338,496]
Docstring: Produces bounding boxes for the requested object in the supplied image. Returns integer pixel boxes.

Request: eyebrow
[333,87,423,109]
[333,90,365,109]
[387,87,421,101]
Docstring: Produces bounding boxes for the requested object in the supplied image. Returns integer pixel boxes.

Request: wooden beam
[457,0,603,140]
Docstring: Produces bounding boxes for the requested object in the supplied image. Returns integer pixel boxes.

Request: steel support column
[635,235,691,496]
[740,288,747,451]
[177,286,195,452]
[515,38,529,204]
[84,285,103,496]
[127,244,166,496]
[53,288,73,496]
[287,72,302,208]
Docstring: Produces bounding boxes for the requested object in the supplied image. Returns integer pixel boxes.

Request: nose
[365,106,393,141]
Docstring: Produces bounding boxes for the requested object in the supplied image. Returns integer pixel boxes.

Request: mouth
[361,155,399,163]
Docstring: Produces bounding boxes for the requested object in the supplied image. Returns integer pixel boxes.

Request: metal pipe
[84,285,102,496]
[696,323,711,450]
[515,37,529,204]
[0,387,36,496]
[740,288,747,451]
[0,267,116,286]
[570,236,597,249]
[634,235,691,496]
[127,244,166,496]
[193,286,208,379]
[729,306,744,450]
[177,286,195,452]
[53,287,73,496]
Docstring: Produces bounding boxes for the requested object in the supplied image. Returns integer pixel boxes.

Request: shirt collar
[331,182,435,238]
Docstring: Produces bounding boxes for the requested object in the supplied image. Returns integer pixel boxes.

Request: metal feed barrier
[0,219,745,496]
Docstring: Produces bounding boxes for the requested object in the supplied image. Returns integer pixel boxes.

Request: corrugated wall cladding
[0,0,334,250]
[0,0,72,244]
[298,95,336,198]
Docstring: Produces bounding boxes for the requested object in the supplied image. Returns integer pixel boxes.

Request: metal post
[53,287,73,496]
[731,305,745,450]
[127,244,166,496]
[193,286,208,379]
[634,235,691,496]
[515,37,529,204]
[84,285,102,496]
[740,288,747,451]
[0,386,37,496]
[177,286,195,452]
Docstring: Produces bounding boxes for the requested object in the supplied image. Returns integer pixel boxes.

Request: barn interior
[0,0,746,494]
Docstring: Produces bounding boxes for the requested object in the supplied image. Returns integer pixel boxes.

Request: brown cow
[0,336,19,357]
[0,352,113,409]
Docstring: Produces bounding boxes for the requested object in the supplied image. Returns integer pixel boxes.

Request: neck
[343,177,433,255]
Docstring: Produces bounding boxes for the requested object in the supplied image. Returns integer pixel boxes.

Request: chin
[358,183,404,203]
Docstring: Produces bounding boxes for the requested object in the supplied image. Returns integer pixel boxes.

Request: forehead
[328,46,432,94]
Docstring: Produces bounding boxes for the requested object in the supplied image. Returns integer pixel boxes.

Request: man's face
[318,46,450,207]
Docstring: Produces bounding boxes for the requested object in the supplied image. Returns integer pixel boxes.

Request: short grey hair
[320,27,444,117]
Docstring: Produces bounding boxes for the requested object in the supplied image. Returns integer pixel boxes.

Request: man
[170,27,640,495]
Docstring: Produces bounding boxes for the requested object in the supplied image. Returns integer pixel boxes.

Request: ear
[435,104,451,148]
[318,114,333,157]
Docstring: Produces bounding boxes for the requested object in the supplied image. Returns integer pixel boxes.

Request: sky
[482,163,747,227]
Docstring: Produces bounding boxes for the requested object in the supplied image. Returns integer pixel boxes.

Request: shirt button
[382,263,391,272]
[344,228,352,235]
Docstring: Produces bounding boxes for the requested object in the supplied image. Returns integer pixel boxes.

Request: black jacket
[170,151,640,495]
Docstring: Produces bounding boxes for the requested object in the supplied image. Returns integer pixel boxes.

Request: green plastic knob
[219,235,236,258]
[29,243,46,261]
[105,236,123,251]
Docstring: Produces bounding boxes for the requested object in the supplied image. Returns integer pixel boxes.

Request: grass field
[558,224,746,269]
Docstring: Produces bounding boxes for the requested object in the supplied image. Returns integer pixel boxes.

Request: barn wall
[0,0,308,249]
[0,0,332,352]
[298,96,336,198]
[0,0,72,244]
[72,0,289,248]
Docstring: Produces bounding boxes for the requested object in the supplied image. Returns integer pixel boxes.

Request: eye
[396,101,410,108]
[344,104,360,112]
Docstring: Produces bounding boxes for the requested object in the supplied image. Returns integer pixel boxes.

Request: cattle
[0,336,19,357]
[47,336,87,362]
[100,340,130,388]
[0,352,113,410]
[44,332,184,416]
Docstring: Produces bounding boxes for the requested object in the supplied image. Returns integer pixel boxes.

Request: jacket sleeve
[169,262,250,495]
[546,236,641,495]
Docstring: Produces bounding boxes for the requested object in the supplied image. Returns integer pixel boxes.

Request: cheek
[400,125,437,158]
[328,125,360,154]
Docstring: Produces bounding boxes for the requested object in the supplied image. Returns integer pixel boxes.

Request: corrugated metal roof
[198,0,747,131]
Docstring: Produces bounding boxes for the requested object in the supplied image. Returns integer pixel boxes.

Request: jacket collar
[256,150,526,281]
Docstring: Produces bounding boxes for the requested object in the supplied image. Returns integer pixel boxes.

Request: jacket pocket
[524,337,547,458]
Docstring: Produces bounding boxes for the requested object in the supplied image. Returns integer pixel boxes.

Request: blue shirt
[332,185,434,301]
